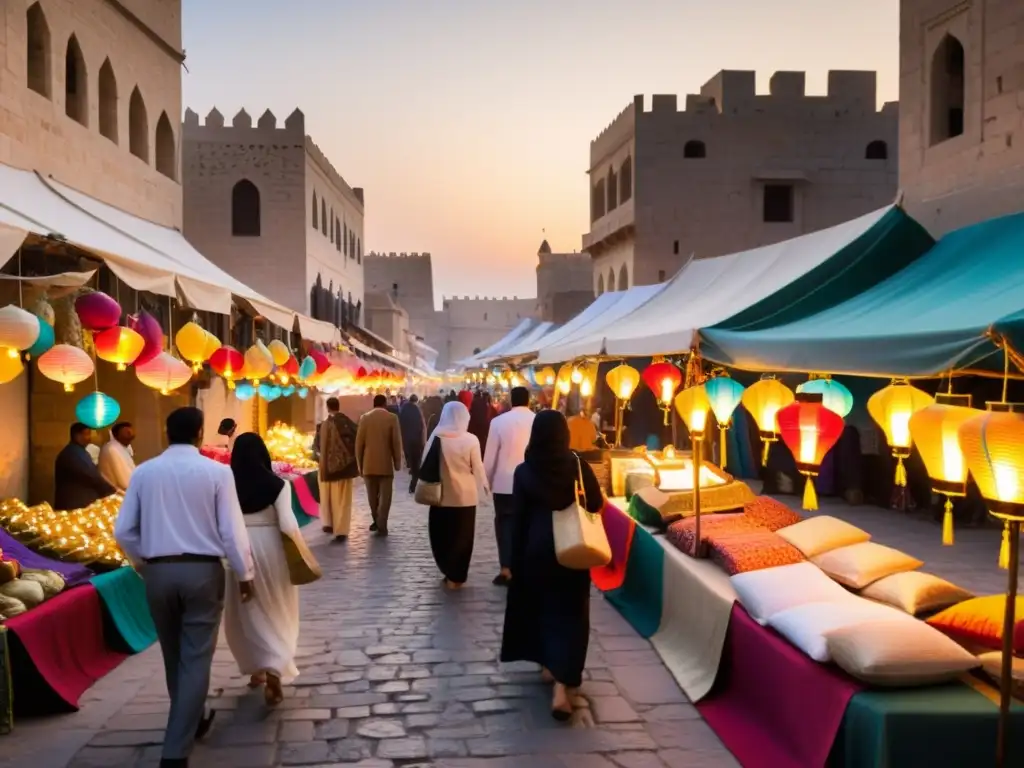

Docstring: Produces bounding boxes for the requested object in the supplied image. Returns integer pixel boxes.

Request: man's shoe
[195,708,216,740]
[369,522,378,532]
[375,528,389,537]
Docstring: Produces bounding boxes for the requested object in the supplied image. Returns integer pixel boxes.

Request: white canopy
[488,291,619,362]
[456,318,536,368]
[535,282,668,363]
[476,320,556,364]
[545,205,895,361]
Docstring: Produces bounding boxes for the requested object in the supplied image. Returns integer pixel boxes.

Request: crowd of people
[50,385,609,767]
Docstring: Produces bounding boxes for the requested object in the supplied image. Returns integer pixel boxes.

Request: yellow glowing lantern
[570,366,584,384]
[868,379,934,491]
[537,366,556,387]
[243,340,274,385]
[0,354,25,384]
[267,339,291,367]
[174,321,213,373]
[909,393,978,545]
[555,364,573,396]
[606,363,641,402]
[202,330,221,359]
[37,344,94,392]
[0,305,40,359]
[136,352,193,395]
[94,326,145,370]
[741,376,795,465]
[674,384,711,440]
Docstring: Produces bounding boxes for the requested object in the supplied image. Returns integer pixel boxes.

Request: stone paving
[1,472,738,768]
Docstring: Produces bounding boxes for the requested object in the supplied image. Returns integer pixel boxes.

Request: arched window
[128,86,148,162]
[155,112,176,179]
[683,140,706,159]
[64,35,87,126]
[607,268,616,292]
[335,218,342,252]
[592,179,606,221]
[597,274,605,296]
[606,166,618,212]
[357,238,361,264]
[231,180,260,237]
[26,3,51,98]
[98,58,117,143]
[619,157,632,203]
[311,191,318,230]
[865,140,888,160]
[618,264,629,291]
[343,223,348,255]
[930,34,965,145]
[320,199,327,236]
[329,208,334,243]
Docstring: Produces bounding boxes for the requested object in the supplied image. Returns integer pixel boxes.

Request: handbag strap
[573,453,587,510]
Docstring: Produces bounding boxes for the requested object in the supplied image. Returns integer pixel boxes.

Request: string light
[0,495,127,568]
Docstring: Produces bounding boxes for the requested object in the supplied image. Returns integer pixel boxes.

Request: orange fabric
[927,595,1024,654]
[567,415,599,453]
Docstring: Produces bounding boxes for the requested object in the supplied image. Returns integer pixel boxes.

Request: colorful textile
[927,595,1024,654]
[742,495,803,532]
[90,567,156,653]
[832,679,1024,767]
[665,513,755,557]
[591,502,636,593]
[0,527,91,587]
[602,522,664,638]
[696,604,863,768]
[3,584,127,713]
[290,477,318,528]
[707,529,805,576]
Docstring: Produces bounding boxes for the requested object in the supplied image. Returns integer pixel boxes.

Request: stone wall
[438,296,537,367]
[536,250,592,321]
[364,251,438,349]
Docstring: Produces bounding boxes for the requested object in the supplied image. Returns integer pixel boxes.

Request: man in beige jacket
[355,394,403,536]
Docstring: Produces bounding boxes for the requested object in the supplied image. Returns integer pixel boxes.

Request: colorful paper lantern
[258,383,281,402]
[175,321,213,373]
[209,345,244,388]
[136,352,192,395]
[75,392,121,430]
[0,305,41,358]
[37,344,94,391]
[282,385,296,397]
[25,317,54,359]
[234,381,255,401]
[555,364,572,396]
[741,376,795,465]
[74,291,121,332]
[797,377,854,418]
[278,355,299,384]
[777,393,845,510]
[642,359,682,425]
[128,311,164,366]
[94,326,145,370]
[0,354,24,384]
[909,394,978,545]
[674,384,711,439]
[299,355,317,380]
[705,376,745,469]
[606,364,641,401]
[536,366,556,387]
[243,341,274,384]
[308,349,330,374]
[267,339,291,367]
[868,380,934,489]
[297,387,309,399]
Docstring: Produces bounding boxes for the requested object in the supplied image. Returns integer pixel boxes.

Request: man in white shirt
[98,421,136,493]
[115,407,254,768]
[483,386,535,586]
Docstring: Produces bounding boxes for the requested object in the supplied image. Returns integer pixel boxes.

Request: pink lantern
[128,310,165,366]
[309,349,330,374]
[37,344,94,391]
[75,291,122,332]
[136,352,192,395]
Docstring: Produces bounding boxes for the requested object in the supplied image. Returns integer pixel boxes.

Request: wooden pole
[996,519,1020,768]
[693,437,703,554]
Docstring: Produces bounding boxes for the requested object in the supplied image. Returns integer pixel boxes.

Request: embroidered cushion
[664,513,756,557]
[708,529,804,576]
[742,496,803,532]
[776,515,871,558]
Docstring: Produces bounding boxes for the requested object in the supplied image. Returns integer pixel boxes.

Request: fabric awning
[0,223,29,270]
[701,211,1024,378]
[457,318,537,368]
[543,205,933,361]
[295,315,341,346]
[476,321,557,365]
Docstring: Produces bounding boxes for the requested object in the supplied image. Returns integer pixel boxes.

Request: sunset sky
[181,0,899,304]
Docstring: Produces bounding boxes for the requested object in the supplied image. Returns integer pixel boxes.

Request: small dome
[538,239,552,255]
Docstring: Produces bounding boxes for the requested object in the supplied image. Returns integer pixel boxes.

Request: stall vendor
[218,418,238,450]
[54,423,116,510]
[98,421,136,493]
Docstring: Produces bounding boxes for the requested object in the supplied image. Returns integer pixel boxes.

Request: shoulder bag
[414,437,444,507]
[553,454,611,570]
[277,482,322,585]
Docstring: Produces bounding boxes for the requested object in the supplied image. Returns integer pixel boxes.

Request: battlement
[591,101,637,165]
[443,296,530,303]
[304,136,363,212]
[366,251,433,260]
[183,107,305,135]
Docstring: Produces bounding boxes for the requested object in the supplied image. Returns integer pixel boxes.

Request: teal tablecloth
[90,568,156,654]
[603,524,664,639]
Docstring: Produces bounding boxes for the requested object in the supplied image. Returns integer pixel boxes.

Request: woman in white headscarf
[423,401,490,589]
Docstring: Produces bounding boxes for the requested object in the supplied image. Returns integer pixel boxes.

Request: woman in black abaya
[500,409,604,720]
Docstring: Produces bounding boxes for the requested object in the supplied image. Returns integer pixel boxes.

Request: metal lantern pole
[692,432,703,551]
[996,516,1020,768]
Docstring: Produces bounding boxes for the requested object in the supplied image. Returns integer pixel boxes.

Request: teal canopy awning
[701,212,1024,378]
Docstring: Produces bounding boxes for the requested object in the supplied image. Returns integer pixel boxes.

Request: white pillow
[768,599,908,662]
[730,561,854,625]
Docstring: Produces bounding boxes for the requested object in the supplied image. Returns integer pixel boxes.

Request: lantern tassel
[999,523,1010,570]
[942,497,954,546]
[894,455,907,487]
[719,425,728,469]
[663,407,670,426]
[761,440,770,466]
[802,475,818,511]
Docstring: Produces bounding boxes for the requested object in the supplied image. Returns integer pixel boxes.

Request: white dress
[223,483,300,682]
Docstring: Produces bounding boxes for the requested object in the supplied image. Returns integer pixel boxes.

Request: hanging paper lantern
[136,352,192,395]
[674,384,711,439]
[243,341,274,384]
[75,392,121,430]
[267,339,291,367]
[0,354,24,385]
[175,321,213,373]
[570,366,584,384]
[797,378,854,418]
[643,359,682,425]
[299,355,317,380]
[868,380,934,491]
[282,385,296,397]
[25,317,55,359]
[554,364,572,396]
[203,330,221,358]
[94,326,145,370]
[741,376,795,465]
[705,376,745,469]
[909,394,978,545]
[309,349,331,374]
[606,364,641,402]
[777,393,845,510]
[279,355,299,383]
[0,305,41,359]
[37,344,94,391]
[74,291,121,332]
[297,387,309,399]
[958,406,1024,569]
[128,311,164,366]
[234,381,255,401]
[209,345,244,388]
[258,382,281,402]
[536,366,556,387]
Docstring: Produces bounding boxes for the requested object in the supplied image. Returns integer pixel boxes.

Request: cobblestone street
[2,472,737,768]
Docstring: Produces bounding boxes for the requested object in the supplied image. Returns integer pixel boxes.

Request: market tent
[534,282,669,364]
[477,320,559,365]
[546,205,933,361]
[457,318,537,368]
[700,211,1024,378]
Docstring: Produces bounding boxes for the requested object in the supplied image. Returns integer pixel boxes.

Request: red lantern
[75,291,122,332]
[776,393,845,510]
[128,310,164,366]
[283,355,299,376]
[642,359,682,425]
[309,349,330,374]
[209,345,244,388]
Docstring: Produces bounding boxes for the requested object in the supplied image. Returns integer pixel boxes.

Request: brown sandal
[264,673,284,707]
[247,672,266,688]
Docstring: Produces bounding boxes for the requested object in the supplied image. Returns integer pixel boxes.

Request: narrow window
[597,274,605,295]
[763,184,794,223]
[865,140,888,160]
[321,199,327,236]
[930,34,965,145]
[673,240,679,255]
[231,180,261,236]
[98,58,117,143]
[607,268,616,292]
[128,86,149,162]
[658,270,666,282]
[312,191,318,230]
[64,35,87,125]
[26,3,51,98]
[618,264,629,291]
[619,157,632,203]
[155,112,176,179]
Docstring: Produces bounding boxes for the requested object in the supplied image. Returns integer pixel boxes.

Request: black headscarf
[231,433,286,514]
[524,409,604,514]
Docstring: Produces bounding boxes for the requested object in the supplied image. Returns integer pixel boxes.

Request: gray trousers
[364,475,394,532]
[493,493,515,570]
[143,560,225,760]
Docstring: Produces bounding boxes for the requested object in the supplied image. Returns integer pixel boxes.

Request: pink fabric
[292,474,320,519]
[696,604,863,768]
[591,502,634,592]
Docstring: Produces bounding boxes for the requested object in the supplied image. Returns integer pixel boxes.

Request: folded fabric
[0,527,91,587]
[627,486,674,529]
[927,595,1024,655]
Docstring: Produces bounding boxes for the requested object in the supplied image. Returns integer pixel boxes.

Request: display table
[91,568,156,654]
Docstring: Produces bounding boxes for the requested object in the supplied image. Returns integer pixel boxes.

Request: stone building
[363,251,438,353]
[437,295,538,368]
[535,240,594,323]
[584,70,899,293]
[899,0,1024,234]
[182,107,366,321]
